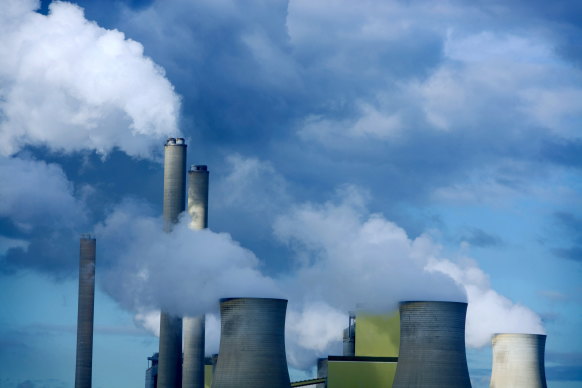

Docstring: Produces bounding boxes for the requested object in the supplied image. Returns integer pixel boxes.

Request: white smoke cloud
[274,187,545,356]
[94,199,282,317]
[427,257,546,347]
[93,175,545,370]
[285,302,345,370]
[0,0,181,159]
[274,186,466,312]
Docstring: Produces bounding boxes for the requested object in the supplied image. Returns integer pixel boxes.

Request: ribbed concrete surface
[159,138,187,388]
[75,237,96,388]
[490,333,547,388]
[212,298,291,388]
[393,301,472,388]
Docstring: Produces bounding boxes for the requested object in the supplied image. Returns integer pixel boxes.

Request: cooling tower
[490,333,547,388]
[74,236,96,388]
[158,137,187,388]
[212,298,291,388]
[393,301,472,388]
[182,165,210,388]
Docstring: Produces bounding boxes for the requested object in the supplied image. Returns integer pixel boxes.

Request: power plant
[69,138,549,388]
[182,165,210,388]
[74,235,96,388]
[490,333,547,388]
[212,298,291,388]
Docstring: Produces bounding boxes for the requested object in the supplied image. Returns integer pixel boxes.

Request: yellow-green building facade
[326,312,400,388]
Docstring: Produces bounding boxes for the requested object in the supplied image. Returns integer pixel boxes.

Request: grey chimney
[74,235,96,388]
[182,164,210,388]
[158,137,187,388]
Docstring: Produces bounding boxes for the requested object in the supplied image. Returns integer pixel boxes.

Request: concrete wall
[327,360,397,388]
[393,301,471,388]
[490,333,547,388]
[212,298,291,388]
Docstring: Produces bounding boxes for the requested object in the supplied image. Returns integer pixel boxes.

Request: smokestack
[74,235,96,388]
[342,313,355,356]
[490,334,547,388]
[393,301,472,388]
[212,298,291,388]
[187,165,209,230]
[158,137,187,388]
[182,165,210,388]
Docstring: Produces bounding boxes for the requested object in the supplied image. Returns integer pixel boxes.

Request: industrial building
[70,138,549,388]
[320,312,399,388]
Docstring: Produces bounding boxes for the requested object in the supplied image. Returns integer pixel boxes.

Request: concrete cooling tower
[75,236,96,388]
[158,137,187,388]
[393,301,472,388]
[490,333,547,388]
[212,298,291,388]
[182,165,210,388]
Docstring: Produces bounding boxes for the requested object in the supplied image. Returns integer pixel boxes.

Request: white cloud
[299,102,403,144]
[0,156,86,230]
[413,31,582,136]
[214,154,291,215]
[0,0,181,158]
[0,236,29,255]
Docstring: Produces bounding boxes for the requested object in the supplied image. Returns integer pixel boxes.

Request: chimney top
[165,137,186,146]
[190,165,208,172]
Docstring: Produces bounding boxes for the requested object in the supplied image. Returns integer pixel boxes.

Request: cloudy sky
[0,0,581,387]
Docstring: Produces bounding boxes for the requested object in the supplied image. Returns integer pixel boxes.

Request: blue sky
[0,0,581,387]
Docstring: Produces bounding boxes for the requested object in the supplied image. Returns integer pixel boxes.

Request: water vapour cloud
[93,184,544,370]
[94,199,282,317]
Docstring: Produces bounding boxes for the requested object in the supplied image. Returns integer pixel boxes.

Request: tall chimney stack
[490,333,547,388]
[212,298,292,388]
[74,235,96,388]
[158,137,187,388]
[393,301,472,388]
[182,165,209,388]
